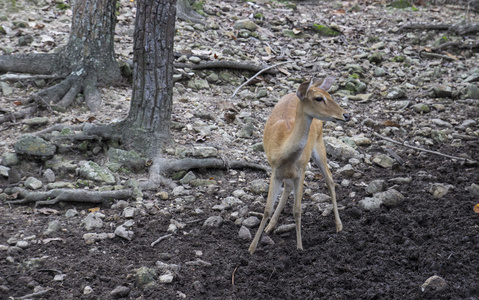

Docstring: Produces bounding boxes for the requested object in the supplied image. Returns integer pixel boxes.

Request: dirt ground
[1,0,479,299]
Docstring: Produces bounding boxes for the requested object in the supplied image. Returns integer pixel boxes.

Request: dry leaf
[474,204,479,213]
[13,101,23,106]
[333,9,346,14]
[278,68,291,76]
[89,207,100,213]
[383,120,400,127]
[37,208,60,215]
[265,46,271,56]
[87,116,96,123]
[445,52,459,61]
[292,28,302,35]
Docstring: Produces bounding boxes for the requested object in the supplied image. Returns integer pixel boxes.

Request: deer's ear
[318,76,336,91]
[296,79,315,100]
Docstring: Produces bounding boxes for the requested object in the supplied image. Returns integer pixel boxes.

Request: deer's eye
[315,97,324,102]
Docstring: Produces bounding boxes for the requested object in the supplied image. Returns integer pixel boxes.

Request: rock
[44,220,61,235]
[337,164,354,177]
[193,146,218,158]
[232,189,246,199]
[432,85,452,98]
[412,103,430,113]
[242,216,260,228]
[83,285,93,295]
[351,135,371,146]
[374,67,387,76]
[238,226,252,240]
[464,70,479,82]
[260,235,275,245]
[135,267,157,290]
[431,118,452,128]
[466,84,479,99]
[1,152,19,166]
[358,197,382,211]
[202,216,223,228]
[372,154,395,168]
[386,87,406,99]
[14,135,56,159]
[250,179,269,194]
[237,122,255,138]
[274,223,296,234]
[18,34,33,46]
[311,193,331,203]
[456,119,477,131]
[429,183,453,199]
[0,81,13,95]
[366,180,387,195]
[0,166,9,177]
[16,241,29,249]
[107,148,146,171]
[159,273,174,283]
[188,56,201,63]
[110,286,130,298]
[79,161,116,184]
[421,275,447,292]
[43,169,55,183]
[377,189,405,208]
[123,207,138,218]
[323,137,361,161]
[468,183,479,196]
[187,79,210,90]
[115,225,134,240]
[180,171,196,184]
[65,209,78,218]
[369,51,385,64]
[233,19,258,31]
[172,186,189,196]
[24,177,43,190]
[82,212,104,230]
[388,177,412,184]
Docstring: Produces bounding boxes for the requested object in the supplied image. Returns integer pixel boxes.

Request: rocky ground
[1,0,479,299]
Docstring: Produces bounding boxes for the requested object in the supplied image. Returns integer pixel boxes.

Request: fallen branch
[156,157,271,175]
[18,288,53,299]
[400,23,479,35]
[174,60,280,75]
[0,73,64,82]
[34,124,85,136]
[6,188,132,205]
[433,41,479,51]
[419,51,456,61]
[373,132,475,162]
[151,234,173,247]
[232,61,291,97]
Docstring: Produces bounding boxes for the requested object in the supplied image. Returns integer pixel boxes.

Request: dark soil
[1,141,478,299]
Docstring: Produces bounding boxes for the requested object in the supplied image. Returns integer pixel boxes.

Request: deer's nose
[343,113,351,122]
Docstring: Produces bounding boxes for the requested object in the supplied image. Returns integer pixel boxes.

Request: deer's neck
[283,103,313,163]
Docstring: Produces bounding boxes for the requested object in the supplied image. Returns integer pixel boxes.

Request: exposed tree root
[0,105,38,124]
[156,157,271,174]
[400,23,479,35]
[174,61,280,75]
[6,188,132,206]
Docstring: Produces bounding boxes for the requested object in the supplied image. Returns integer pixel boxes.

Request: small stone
[365,180,387,195]
[274,223,296,234]
[431,118,452,128]
[358,197,382,211]
[372,154,395,168]
[188,56,201,63]
[311,193,331,203]
[386,87,406,99]
[202,216,223,228]
[43,169,55,183]
[421,275,447,292]
[16,241,29,249]
[110,286,130,298]
[82,212,104,230]
[238,226,252,240]
[466,83,479,99]
[233,19,258,31]
[0,82,13,96]
[429,183,453,199]
[432,85,452,98]
[123,207,138,219]
[83,286,93,295]
[412,103,430,113]
[65,209,78,218]
[115,225,134,240]
[44,220,61,235]
[24,177,43,190]
[242,216,260,228]
[260,235,275,245]
[469,183,479,196]
[337,164,354,177]
[250,179,269,195]
[159,273,174,283]
[1,152,19,166]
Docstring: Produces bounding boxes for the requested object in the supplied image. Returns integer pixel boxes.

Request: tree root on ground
[174,61,280,75]
[400,23,479,35]
[6,188,132,206]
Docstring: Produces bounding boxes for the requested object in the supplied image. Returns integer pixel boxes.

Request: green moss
[0,26,6,35]
[254,13,264,19]
[192,0,207,16]
[388,0,412,9]
[368,36,380,43]
[392,56,405,62]
[55,0,71,10]
[312,24,340,37]
[350,73,360,79]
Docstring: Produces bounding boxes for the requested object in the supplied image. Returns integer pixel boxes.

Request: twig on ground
[232,265,239,285]
[156,157,271,175]
[0,73,64,82]
[18,288,53,299]
[174,61,280,74]
[373,132,473,162]
[232,61,292,98]
[151,234,173,247]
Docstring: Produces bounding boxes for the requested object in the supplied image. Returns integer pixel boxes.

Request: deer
[248,76,350,254]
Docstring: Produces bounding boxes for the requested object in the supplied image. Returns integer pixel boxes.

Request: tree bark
[119,0,177,155]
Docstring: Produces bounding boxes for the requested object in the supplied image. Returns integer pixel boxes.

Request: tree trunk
[120,0,177,155]
[0,0,120,111]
